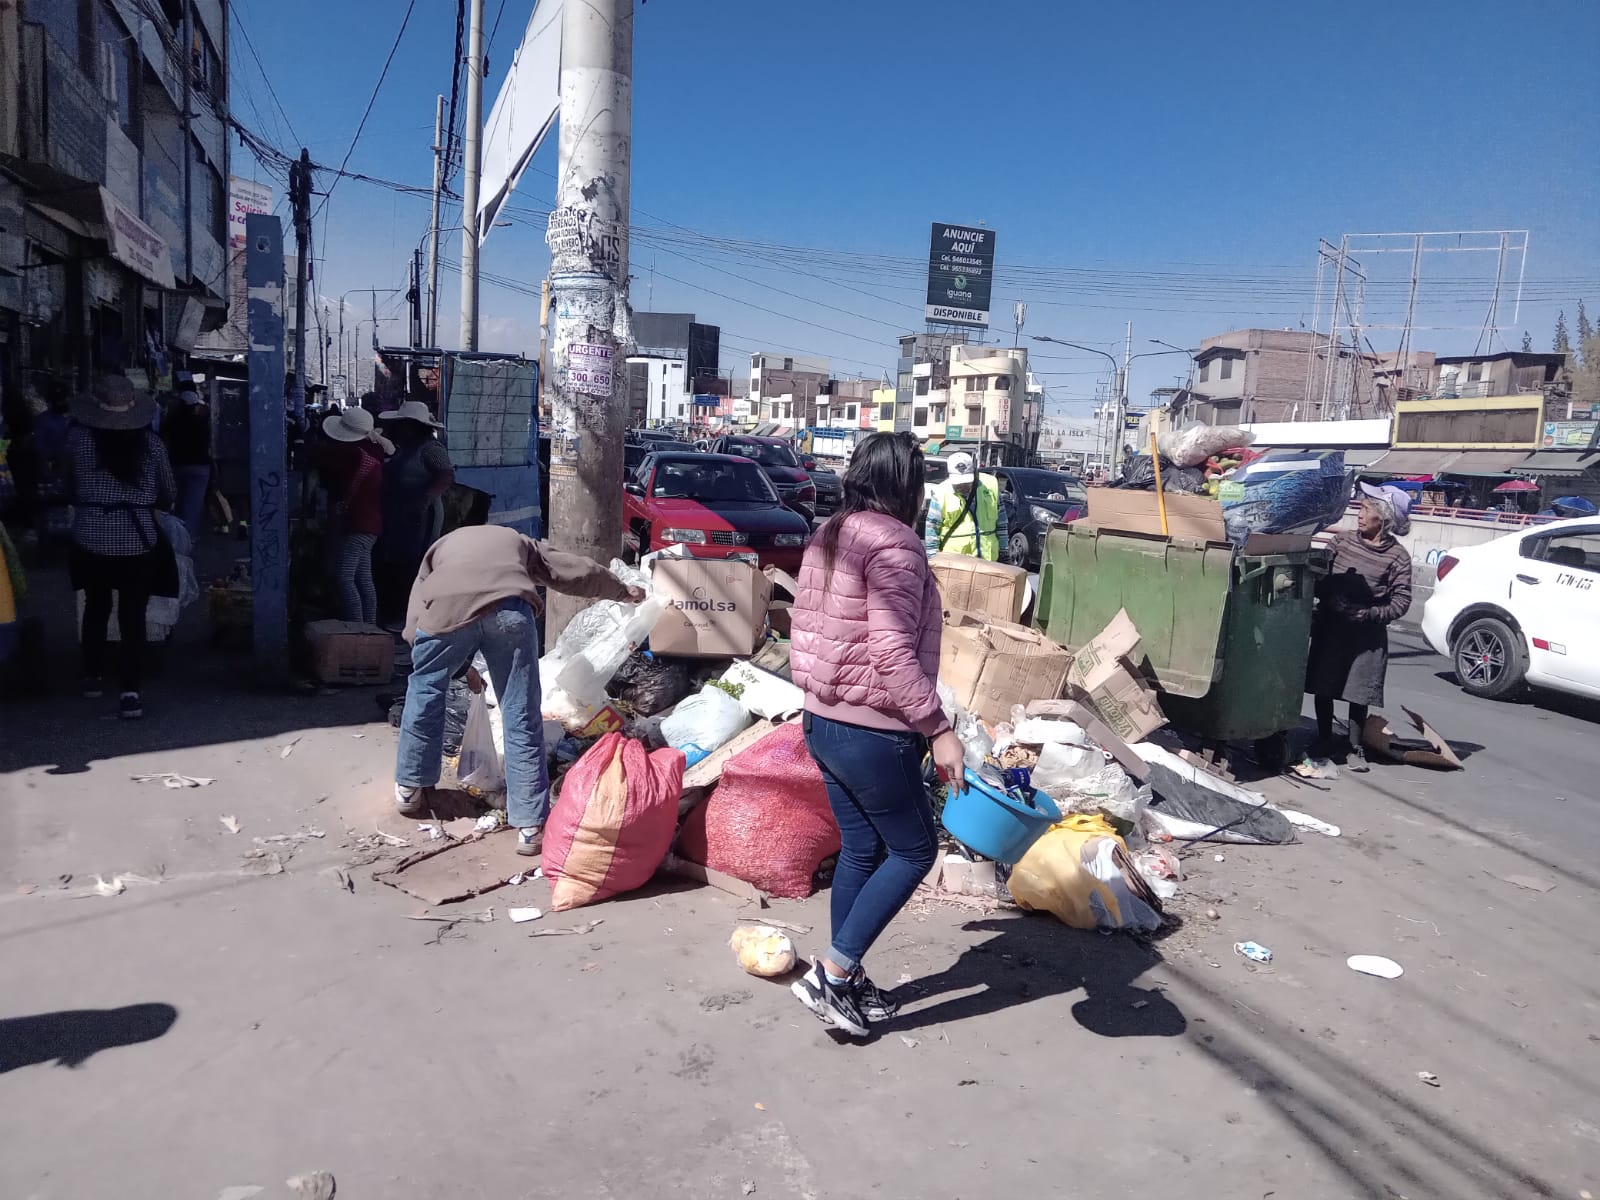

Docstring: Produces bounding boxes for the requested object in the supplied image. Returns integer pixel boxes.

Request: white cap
[947,451,976,485]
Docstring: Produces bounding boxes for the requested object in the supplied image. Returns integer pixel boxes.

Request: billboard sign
[925,222,995,327]
[1543,420,1598,448]
[228,176,274,249]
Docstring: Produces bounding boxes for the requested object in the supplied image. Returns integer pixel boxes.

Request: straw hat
[71,375,157,430]
[378,400,443,428]
[323,405,377,443]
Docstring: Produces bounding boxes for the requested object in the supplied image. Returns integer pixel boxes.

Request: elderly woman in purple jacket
[788,432,966,1039]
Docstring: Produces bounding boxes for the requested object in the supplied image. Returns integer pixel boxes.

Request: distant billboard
[925,222,996,327]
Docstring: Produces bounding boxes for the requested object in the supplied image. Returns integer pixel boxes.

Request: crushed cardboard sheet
[374,829,532,905]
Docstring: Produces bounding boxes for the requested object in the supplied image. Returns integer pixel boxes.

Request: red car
[623,452,811,572]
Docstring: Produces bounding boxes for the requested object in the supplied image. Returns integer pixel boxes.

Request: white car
[1421,516,1600,701]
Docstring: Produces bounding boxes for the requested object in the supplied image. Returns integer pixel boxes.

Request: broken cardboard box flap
[938,611,1075,726]
[1067,608,1167,744]
[1363,707,1464,770]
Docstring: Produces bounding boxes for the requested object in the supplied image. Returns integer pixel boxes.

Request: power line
[313,0,419,221]
[229,3,300,146]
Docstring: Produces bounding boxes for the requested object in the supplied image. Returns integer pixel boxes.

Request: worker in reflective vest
[924,451,1008,561]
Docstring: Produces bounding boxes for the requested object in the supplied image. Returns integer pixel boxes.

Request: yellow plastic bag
[1008,814,1162,932]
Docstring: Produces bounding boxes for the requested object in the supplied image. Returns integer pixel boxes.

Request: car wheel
[625,521,650,566]
[1452,616,1527,699]
[1009,531,1030,566]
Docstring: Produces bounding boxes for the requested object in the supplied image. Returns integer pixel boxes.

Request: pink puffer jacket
[791,510,949,738]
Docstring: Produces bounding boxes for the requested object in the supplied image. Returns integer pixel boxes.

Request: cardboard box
[305,619,394,686]
[763,565,799,639]
[939,611,1075,725]
[1067,609,1167,743]
[1085,488,1227,542]
[649,557,773,658]
[929,554,1028,624]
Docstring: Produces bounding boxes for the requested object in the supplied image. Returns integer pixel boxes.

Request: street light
[1148,339,1198,392]
[1033,335,1125,471]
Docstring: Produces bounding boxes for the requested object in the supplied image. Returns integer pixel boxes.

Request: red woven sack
[543,732,685,910]
[677,723,840,898]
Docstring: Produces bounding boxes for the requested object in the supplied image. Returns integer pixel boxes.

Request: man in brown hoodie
[394,524,643,855]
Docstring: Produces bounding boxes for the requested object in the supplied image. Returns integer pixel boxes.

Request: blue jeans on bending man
[395,598,549,837]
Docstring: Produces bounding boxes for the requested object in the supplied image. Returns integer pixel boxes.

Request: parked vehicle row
[623,451,811,572]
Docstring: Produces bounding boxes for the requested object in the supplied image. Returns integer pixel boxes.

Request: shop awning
[1342,447,1390,468]
[1441,450,1533,476]
[1512,450,1600,478]
[1362,449,1462,476]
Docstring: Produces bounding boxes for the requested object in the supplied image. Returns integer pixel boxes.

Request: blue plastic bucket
[940,769,1062,864]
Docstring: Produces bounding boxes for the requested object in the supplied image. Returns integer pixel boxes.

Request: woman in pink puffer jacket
[789,432,966,1039]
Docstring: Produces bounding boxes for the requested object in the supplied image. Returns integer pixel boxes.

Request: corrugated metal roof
[1441,450,1534,476]
[1362,449,1462,475]
[1511,450,1600,477]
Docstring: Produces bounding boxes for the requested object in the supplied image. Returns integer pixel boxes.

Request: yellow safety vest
[934,475,1001,560]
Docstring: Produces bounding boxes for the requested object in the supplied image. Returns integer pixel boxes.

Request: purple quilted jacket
[791,510,949,739]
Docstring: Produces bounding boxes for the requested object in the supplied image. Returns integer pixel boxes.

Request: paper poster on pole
[568,343,614,396]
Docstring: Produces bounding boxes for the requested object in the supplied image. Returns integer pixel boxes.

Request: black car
[624,439,695,475]
[992,467,1087,568]
[800,454,842,515]
[710,435,817,523]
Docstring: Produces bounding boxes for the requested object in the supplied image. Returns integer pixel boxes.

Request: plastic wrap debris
[1010,705,1091,748]
[508,907,543,923]
[662,685,755,767]
[457,692,505,792]
[729,925,797,977]
[606,651,693,716]
[1280,809,1341,837]
[541,559,662,730]
[1221,449,1351,546]
[1141,763,1297,845]
[1132,845,1183,901]
[1008,813,1163,932]
[1235,941,1273,964]
[718,659,804,720]
[130,771,215,788]
[1031,742,1145,821]
[1158,424,1255,469]
[1133,741,1270,809]
[1291,756,1339,780]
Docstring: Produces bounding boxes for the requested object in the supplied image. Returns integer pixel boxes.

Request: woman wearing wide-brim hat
[376,400,454,623]
[68,375,176,720]
[316,405,387,625]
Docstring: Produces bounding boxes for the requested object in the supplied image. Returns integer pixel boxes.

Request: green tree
[1554,310,1572,356]
[1577,300,1593,366]
[1520,330,1533,352]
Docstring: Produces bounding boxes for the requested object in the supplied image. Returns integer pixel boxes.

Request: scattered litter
[1290,757,1339,780]
[741,1183,756,1197]
[351,733,365,739]
[580,961,599,972]
[418,823,445,841]
[279,738,301,759]
[506,872,528,886]
[1130,999,1149,1010]
[1347,954,1404,979]
[254,830,326,844]
[1235,941,1273,964]
[528,918,605,938]
[1280,809,1341,838]
[1495,873,1556,893]
[85,872,161,897]
[1391,913,1442,936]
[1214,853,1226,863]
[370,825,409,847]
[405,908,494,923]
[219,815,241,835]
[332,867,354,893]
[240,850,286,876]
[15,884,36,895]
[130,771,214,788]
[286,1171,335,1200]
[508,907,544,923]
[734,914,810,935]
[729,926,796,977]
[754,1102,766,1110]
[216,1188,264,1200]
[899,1035,920,1048]
[1417,1071,1440,1087]
[1205,908,1220,921]
[473,811,507,834]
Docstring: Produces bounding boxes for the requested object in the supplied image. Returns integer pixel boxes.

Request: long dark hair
[814,431,924,572]
[93,427,151,488]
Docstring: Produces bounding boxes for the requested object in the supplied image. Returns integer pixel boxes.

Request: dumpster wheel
[1253,732,1290,774]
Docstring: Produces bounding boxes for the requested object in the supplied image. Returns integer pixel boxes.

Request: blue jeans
[396,599,549,828]
[803,712,939,974]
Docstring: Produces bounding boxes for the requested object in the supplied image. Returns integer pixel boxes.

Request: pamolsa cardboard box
[650,557,773,657]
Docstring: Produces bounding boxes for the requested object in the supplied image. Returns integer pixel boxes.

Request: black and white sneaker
[119,692,143,720]
[853,974,901,1022]
[790,960,870,1039]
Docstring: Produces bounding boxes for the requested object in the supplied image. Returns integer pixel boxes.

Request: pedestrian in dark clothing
[162,380,213,538]
[317,406,388,624]
[68,376,176,720]
[377,401,454,621]
[1305,482,1414,770]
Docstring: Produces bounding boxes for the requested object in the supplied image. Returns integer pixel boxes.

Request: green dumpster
[1035,523,1319,745]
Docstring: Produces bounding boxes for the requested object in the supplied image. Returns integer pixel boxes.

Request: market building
[0,0,231,419]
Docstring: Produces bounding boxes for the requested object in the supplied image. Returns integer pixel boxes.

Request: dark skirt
[1305,612,1389,707]
[69,545,161,594]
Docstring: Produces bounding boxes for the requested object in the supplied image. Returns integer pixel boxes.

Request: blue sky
[231,0,1600,411]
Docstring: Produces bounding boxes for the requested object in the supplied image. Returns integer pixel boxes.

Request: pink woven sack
[677,723,840,898]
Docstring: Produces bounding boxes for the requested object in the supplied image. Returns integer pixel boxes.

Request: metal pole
[427,94,444,346]
[547,0,633,637]
[291,148,312,422]
[1114,320,1131,472]
[244,214,288,680]
[458,0,485,350]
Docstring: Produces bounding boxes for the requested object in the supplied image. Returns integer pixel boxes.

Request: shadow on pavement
[887,916,1185,1039]
[0,1003,179,1073]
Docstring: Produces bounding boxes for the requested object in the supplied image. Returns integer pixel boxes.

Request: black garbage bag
[607,651,694,716]
[1118,454,1206,494]
[1142,764,1297,845]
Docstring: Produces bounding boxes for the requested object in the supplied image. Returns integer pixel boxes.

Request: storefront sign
[925,222,997,328]
[567,342,614,396]
[1543,420,1598,448]
[228,177,274,249]
[98,187,175,289]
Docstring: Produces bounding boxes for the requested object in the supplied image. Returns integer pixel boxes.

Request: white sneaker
[394,784,430,816]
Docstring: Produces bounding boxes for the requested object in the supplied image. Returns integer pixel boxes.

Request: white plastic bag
[718,660,804,720]
[1157,423,1254,468]
[660,685,753,766]
[458,692,505,791]
[539,559,661,714]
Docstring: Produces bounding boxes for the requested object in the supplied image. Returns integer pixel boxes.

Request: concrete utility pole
[289,148,313,422]
[427,94,445,346]
[458,0,485,350]
[546,0,634,637]
[1113,320,1132,472]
